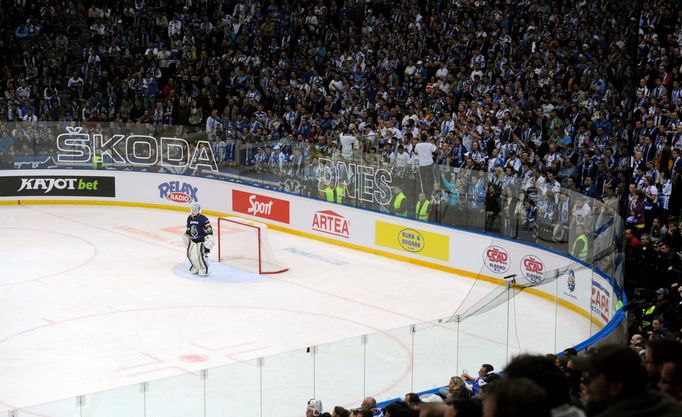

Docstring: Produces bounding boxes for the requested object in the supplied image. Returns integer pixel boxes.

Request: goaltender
[183,204,214,276]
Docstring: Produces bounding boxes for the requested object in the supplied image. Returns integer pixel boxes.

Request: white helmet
[306,399,322,416]
[190,203,201,216]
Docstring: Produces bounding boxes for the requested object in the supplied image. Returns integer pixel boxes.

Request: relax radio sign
[158,181,198,204]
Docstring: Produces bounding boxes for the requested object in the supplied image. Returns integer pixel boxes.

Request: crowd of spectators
[0,0,680,246]
[1,0,682,415]
[306,342,682,417]
[0,0,678,284]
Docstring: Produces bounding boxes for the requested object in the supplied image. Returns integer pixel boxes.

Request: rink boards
[0,169,620,330]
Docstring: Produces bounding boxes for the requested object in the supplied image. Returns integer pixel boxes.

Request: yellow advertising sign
[375,221,450,261]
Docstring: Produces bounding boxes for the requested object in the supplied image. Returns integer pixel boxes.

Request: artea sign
[312,210,350,238]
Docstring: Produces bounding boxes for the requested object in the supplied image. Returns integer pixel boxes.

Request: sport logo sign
[232,189,290,224]
[520,255,545,284]
[482,245,510,274]
[312,210,350,238]
[158,181,198,204]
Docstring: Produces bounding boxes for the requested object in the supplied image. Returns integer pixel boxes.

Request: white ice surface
[0,205,592,417]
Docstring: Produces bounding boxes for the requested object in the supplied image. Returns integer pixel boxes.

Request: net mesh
[218,217,288,274]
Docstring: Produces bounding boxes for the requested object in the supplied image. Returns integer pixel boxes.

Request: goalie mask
[190,204,201,217]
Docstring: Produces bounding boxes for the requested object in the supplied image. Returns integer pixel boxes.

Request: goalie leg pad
[198,242,208,276]
[188,241,208,275]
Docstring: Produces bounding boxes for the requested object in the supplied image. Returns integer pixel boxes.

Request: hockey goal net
[217,217,289,274]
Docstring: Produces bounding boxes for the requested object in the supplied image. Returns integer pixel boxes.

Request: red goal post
[217,217,289,275]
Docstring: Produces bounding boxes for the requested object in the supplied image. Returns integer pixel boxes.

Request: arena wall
[0,169,622,334]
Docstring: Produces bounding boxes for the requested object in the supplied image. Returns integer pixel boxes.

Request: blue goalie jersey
[186,214,213,242]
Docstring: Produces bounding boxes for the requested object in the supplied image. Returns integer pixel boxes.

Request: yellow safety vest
[571,234,589,261]
[394,192,407,217]
[325,185,344,203]
[642,305,656,327]
[415,199,430,221]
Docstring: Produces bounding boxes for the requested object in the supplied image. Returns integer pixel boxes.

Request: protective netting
[218,217,288,274]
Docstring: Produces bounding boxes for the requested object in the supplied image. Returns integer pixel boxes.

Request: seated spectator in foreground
[416,402,446,417]
[462,364,495,396]
[629,334,647,360]
[439,376,471,400]
[482,378,551,417]
[383,401,415,417]
[332,406,351,417]
[307,399,324,417]
[404,393,422,411]
[359,397,383,417]
[503,354,586,417]
[659,351,682,404]
[443,398,482,417]
[576,344,682,417]
[646,338,682,388]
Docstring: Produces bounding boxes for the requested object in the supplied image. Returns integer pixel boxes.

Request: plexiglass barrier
[0,122,626,416]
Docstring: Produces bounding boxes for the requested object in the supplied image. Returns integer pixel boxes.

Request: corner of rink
[173,260,274,283]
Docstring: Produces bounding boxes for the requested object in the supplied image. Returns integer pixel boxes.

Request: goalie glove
[182,233,190,246]
[204,235,215,249]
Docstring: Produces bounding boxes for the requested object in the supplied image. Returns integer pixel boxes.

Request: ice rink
[0,204,591,417]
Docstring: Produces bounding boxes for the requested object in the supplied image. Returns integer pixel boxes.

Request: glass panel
[83,384,144,417]
[1,120,628,408]
[364,326,413,403]
[456,295,509,385]
[145,372,204,417]
[17,397,79,417]
[260,349,314,417]
[314,336,365,411]
[205,359,260,417]
[412,319,458,394]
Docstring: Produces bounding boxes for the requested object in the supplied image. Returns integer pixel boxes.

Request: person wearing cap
[307,399,323,417]
[577,344,682,417]
[651,287,676,327]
